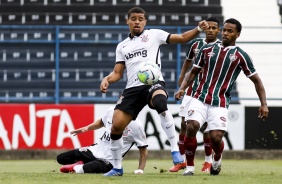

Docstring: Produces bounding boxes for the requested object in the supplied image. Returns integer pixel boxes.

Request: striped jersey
[116,29,170,89]
[185,38,220,96]
[193,43,256,108]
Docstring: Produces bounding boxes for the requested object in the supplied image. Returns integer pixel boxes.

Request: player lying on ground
[57,106,148,174]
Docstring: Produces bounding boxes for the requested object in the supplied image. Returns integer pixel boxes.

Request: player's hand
[100,78,109,93]
[71,127,88,136]
[133,169,144,174]
[175,89,185,101]
[258,105,269,121]
[198,20,209,31]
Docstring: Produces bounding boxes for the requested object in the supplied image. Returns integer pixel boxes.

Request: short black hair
[127,7,146,19]
[206,17,220,27]
[224,18,242,33]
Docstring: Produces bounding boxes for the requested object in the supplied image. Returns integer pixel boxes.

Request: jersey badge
[229,54,238,62]
[141,35,149,42]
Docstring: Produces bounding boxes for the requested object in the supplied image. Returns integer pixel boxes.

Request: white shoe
[182,166,195,176]
[212,156,222,170]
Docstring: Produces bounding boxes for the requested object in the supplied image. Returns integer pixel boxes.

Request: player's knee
[152,94,168,114]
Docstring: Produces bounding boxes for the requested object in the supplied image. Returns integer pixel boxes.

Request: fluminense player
[57,106,148,174]
[170,17,221,173]
[100,6,209,176]
[175,18,269,176]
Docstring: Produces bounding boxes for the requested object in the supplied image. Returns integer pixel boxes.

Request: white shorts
[178,95,193,117]
[185,98,228,132]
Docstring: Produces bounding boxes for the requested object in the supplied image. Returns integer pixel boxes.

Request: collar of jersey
[128,30,144,39]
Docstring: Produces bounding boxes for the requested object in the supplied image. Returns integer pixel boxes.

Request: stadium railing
[0,25,240,104]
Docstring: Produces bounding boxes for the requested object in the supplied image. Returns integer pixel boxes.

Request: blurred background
[0,0,281,156]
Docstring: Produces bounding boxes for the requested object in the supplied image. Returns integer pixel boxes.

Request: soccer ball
[137,62,161,85]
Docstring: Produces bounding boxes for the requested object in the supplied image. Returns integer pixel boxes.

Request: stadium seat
[161,0,185,6]
[24,0,45,6]
[24,13,46,24]
[0,14,23,24]
[47,14,70,24]
[114,0,137,6]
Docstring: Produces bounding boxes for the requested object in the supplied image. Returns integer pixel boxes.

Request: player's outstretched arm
[71,119,104,136]
[134,147,148,174]
[100,63,125,93]
[169,20,209,44]
[178,59,193,87]
[249,73,269,121]
[175,66,201,100]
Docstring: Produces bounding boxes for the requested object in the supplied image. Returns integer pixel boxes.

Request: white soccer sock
[111,138,123,169]
[205,155,212,163]
[158,110,178,152]
[73,164,84,174]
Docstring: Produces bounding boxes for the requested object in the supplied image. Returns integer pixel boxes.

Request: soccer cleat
[169,162,186,172]
[171,151,184,165]
[201,162,212,172]
[60,161,84,173]
[210,164,221,175]
[182,166,195,176]
[103,168,123,176]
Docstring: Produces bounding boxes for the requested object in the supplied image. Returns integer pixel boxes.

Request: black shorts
[115,81,167,120]
[57,148,113,174]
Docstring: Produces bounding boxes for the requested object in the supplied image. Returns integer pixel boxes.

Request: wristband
[197,26,203,32]
[134,169,144,174]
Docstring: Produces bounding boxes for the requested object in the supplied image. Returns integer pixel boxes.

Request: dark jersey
[193,43,256,108]
[185,38,220,96]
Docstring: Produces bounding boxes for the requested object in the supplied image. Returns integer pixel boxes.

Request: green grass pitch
[0,159,281,184]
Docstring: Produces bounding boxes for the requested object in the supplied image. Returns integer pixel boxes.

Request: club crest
[229,54,238,62]
[141,35,149,42]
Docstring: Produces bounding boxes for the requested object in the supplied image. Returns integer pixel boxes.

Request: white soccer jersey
[116,29,170,89]
[87,107,148,164]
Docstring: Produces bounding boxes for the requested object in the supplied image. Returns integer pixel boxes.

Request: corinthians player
[100,7,209,176]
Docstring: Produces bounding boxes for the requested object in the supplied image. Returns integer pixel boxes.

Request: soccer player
[57,106,148,174]
[175,18,269,176]
[169,17,221,173]
[100,7,209,176]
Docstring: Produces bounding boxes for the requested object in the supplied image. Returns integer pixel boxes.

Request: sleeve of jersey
[238,50,257,78]
[131,120,148,148]
[151,29,170,45]
[193,46,206,68]
[115,43,124,64]
[186,40,196,60]
[101,107,115,127]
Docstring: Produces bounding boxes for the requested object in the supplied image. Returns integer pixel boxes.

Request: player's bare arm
[134,147,148,174]
[178,59,193,87]
[249,73,269,121]
[175,66,201,100]
[100,63,125,93]
[169,20,209,44]
[71,119,104,136]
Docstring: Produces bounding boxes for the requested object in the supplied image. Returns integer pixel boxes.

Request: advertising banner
[0,104,94,150]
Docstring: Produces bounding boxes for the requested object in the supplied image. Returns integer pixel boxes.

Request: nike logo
[111,148,118,151]
[123,45,128,48]
[166,124,173,129]
[107,121,112,124]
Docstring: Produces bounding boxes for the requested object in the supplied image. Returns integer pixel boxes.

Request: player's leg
[150,88,184,166]
[58,148,94,173]
[104,87,146,176]
[199,122,212,172]
[104,109,132,176]
[74,158,113,174]
[183,98,207,176]
[206,106,228,175]
[169,95,192,172]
